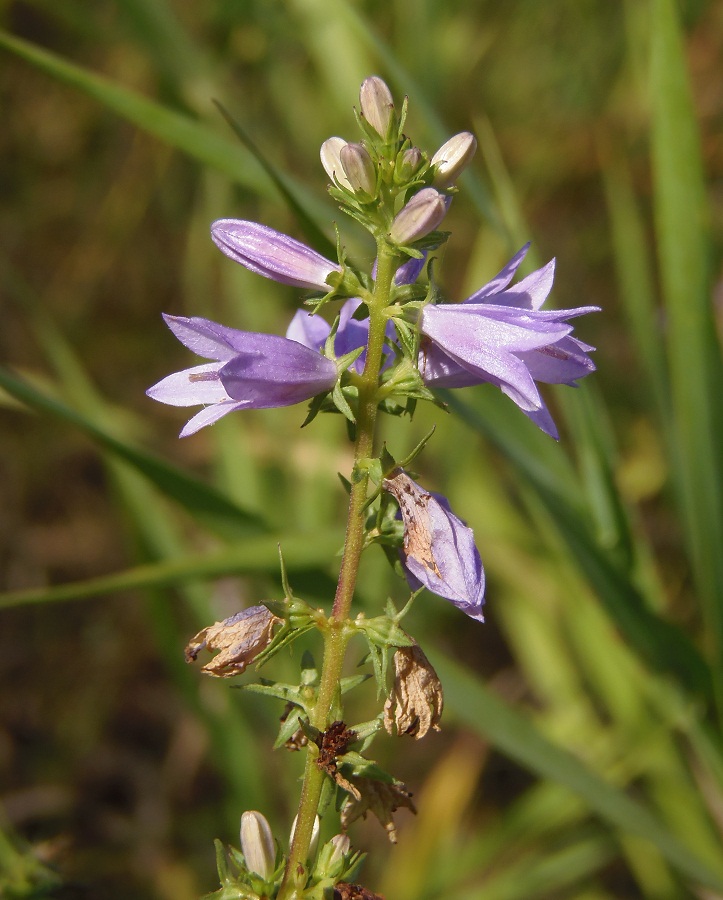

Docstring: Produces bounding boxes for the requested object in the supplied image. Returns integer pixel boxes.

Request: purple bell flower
[147,314,338,437]
[383,468,485,622]
[211,219,341,291]
[419,244,599,439]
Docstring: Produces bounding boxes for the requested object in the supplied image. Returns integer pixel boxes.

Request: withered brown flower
[383,643,443,739]
[184,605,281,677]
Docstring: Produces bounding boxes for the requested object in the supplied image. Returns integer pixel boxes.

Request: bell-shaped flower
[382,468,485,621]
[419,244,598,439]
[147,314,338,437]
[211,219,341,290]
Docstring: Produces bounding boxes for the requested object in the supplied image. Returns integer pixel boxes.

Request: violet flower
[211,219,341,291]
[419,244,598,439]
[383,468,485,621]
[286,300,396,376]
[147,314,338,437]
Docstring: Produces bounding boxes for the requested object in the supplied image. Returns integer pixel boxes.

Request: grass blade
[435,652,723,892]
[650,0,723,715]
[0,368,264,538]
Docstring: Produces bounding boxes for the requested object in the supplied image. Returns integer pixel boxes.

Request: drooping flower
[382,468,485,621]
[419,244,598,439]
[211,219,341,290]
[286,300,396,376]
[383,643,444,739]
[147,314,338,436]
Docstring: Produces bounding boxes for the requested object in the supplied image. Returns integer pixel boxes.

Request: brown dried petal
[341,778,416,844]
[382,468,440,576]
[184,605,281,678]
[384,644,443,739]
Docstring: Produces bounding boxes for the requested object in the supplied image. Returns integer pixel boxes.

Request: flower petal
[146,362,227,406]
[465,243,530,302]
[285,310,331,351]
[162,314,251,361]
[179,399,251,437]
[219,334,337,407]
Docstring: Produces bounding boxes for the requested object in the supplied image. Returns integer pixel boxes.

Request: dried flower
[240,810,276,881]
[382,468,485,621]
[185,605,281,677]
[390,188,448,245]
[359,75,394,138]
[419,244,599,438]
[341,777,416,844]
[211,219,341,290]
[430,131,477,188]
[146,315,338,436]
[383,644,444,739]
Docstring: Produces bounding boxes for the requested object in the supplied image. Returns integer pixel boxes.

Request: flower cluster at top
[148,76,599,623]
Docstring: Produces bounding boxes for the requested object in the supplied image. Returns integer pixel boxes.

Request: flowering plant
[148,76,597,899]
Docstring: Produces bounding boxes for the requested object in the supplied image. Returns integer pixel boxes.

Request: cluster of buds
[318,76,478,250]
[207,810,363,900]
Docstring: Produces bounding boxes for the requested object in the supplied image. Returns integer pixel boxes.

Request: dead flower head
[384,643,443,739]
[184,605,281,677]
[341,778,416,844]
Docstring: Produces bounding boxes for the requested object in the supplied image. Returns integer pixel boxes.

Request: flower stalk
[278,241,398,898]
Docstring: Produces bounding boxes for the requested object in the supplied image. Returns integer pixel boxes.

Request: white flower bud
[431,132,477,188]
[390,188,448,245]
[320,136,353,190]
[240,810,276,881]
[397,146,423,181]
[328,833,351,868]
[359,75,394,138]
[340,142,376,197]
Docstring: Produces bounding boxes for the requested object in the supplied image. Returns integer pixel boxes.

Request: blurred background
[1,1,722,897]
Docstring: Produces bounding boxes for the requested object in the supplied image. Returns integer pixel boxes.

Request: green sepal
[352,456,382,485]
[356,614,414,650]
[338,751,398,784]
[332,381,356,423]
[240,679,312,711]
[397,426,436,471]
[273,705,307,750]
[340,673,371,695]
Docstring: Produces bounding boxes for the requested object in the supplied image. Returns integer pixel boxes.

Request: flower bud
[320,136,352,190]
[396,146,423,182]
[383,643,444,739]
[390,188,448,245]
[240,810,276,880]
[359,75,394,138]
[328,834,351,868]
[339,142,376,197]
[431,131,477,188]
[289,814,320,860]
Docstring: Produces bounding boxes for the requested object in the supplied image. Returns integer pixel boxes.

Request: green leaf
[435,652,723,892]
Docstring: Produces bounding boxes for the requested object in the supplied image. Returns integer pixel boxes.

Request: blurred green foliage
[1,1,722,898]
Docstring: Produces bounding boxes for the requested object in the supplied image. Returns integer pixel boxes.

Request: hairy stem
[278,242,398,898]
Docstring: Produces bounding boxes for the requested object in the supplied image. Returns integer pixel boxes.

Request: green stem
[278,242,398,899]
